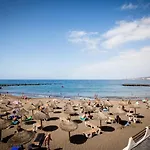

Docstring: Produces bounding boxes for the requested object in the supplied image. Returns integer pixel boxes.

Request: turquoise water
[0,80,150,99]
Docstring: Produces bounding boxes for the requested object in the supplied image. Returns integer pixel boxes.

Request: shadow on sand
[70,134,87,144]
[72,119,82,124]
[2,134,14,143]
[46,117,59,121]
[70,113,79,116]
[54,148,63,150]
[120,120,128,126]
[137,115,144,118]
[53,111,62,114]
[101,126,115,132]
[25,120,36,125]
[43,125,58,132]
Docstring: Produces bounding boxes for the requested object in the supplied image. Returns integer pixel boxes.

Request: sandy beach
[0,94,150,150]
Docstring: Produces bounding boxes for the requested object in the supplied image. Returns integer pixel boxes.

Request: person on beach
[87,112,93,119]
[115,115,122,124]
[44,133,52,150]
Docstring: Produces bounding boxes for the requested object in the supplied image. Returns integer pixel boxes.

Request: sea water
[0,80,150,99]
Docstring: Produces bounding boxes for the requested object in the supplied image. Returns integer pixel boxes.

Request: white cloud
[68,17,150,51]
[121,3,138,10]
[71,46,150,79]
[68,30,101,52]
[102,17,150,49]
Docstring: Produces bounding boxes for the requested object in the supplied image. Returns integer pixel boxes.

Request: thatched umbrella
[0,119,11,141]
[119,101,129,107]
[34,100,44,108]
[97,111,108,127]
[33,111,47,129]
[59,120,78,140]
[103,100,113,107]
[64,107,76,119]
[0,105,12,119]
[27,104,36,116]
[84,105,95,113]
[0,99,10,105]
[113,107,126,115]
[18,108,29,122]
[129,104,140,114]
[8,130,35,146]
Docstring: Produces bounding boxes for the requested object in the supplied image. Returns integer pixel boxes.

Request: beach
[0,94,150,150]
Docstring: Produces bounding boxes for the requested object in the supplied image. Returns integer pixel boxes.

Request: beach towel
[25,116,32,121]
[12,120,19,125]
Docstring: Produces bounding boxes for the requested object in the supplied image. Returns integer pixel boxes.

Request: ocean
[0,80,150,99]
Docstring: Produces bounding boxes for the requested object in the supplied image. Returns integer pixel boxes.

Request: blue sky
[0,0,150,79]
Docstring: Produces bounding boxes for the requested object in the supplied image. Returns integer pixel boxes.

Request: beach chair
[33,133,45,147]
[85,121,98,129]
[83,128,101,139]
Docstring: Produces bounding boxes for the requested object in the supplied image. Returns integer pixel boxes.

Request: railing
[123,126,150,150]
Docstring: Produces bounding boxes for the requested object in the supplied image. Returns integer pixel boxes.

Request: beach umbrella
[129,104,140,114]
[113,107,126,116]
[0,105,12,119]
[103,100,113,107]
[8,130,35,146]
[64,107,77,119]
[18,108,29,122]
[97,111,108,127]
[0,119,11,141]
[0,99,10,105]
[18,108,29,115]
[118,101,129,107]
[84,105,96,113]
[33,111,47,129]
[34,100,44,108]
[59,119,78,140]
[27,104,36,116]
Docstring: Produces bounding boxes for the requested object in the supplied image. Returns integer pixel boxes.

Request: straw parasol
[119,101,129,107]
[27,104,36,116]
[18,108,29,122]
[33,111,47,129]
[97,111,108,127]
[8,130,35,146]
[64,107,76,119]
[103,100,113,107]
[84,105,95,113]
[0,119,11,141]
[59,119,78,140]
[0,99,10,105]
[34,100,44,108]
[129,104,140,114]
[113,107,126,115]
[0,105,12,119]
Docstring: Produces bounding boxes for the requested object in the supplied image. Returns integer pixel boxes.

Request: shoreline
[1,92,149,100]
[1,93,148,101]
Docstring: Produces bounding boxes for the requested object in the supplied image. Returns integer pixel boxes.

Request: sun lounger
[83,128,101,138]
[128,116,141,123]
[85,121,99,129]
[34,133,45,146]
